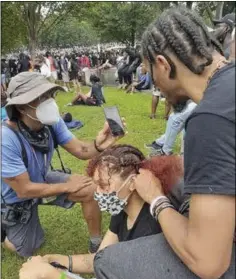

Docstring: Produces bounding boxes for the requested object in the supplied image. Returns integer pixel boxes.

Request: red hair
[140,155,183,195]
[86,144,183,195]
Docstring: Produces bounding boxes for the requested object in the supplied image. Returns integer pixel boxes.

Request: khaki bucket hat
[5,72,65,119]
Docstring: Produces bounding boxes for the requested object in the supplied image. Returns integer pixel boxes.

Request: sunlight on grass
[2,87,181,279]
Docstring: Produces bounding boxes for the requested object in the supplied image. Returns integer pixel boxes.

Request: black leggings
[135,80,150,91]
[118,65,130,85]
[124,73,132,85]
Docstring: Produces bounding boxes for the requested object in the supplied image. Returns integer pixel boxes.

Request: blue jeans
[156,102,197,155]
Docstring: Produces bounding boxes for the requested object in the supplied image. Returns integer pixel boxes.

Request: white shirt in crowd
[40,63,51,78]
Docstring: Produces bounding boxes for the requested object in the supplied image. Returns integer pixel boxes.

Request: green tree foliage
[2,1,234,55]
[39,18,99,48]
[87,2,163,46]
[1,2,77,56]
[1,2,27,54]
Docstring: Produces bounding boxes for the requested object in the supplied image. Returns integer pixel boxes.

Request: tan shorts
[62,72,69,83]
[152,88,161,97]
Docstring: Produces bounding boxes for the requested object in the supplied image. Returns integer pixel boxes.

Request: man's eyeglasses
[39,90,57,102]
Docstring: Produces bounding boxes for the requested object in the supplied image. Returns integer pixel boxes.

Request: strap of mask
[116,174,136,194]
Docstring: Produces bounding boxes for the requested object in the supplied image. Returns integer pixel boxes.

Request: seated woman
[67,75,105,107]
[126,63,151,93]
[19,144,187,279]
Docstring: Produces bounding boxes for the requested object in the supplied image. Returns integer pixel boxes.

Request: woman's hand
[134,169,164,204]
[19,256,61,279]
[95,120,126,151]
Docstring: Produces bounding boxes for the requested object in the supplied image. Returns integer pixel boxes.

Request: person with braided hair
[19,144,186,279]
[92,7,235,279]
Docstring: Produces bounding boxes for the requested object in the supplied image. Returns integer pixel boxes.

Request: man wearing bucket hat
[1,72,124,257]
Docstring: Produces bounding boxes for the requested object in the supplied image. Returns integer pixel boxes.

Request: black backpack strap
[48,125,58,149]
[2,122,28,168]
[47,125,67,173]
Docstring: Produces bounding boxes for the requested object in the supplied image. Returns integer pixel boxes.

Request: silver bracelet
[150,195,168,215]
[154,202,174,220]
[150,196,170,217]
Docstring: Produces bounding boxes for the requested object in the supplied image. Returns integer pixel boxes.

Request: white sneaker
[64,103,72,107]
[63,86,69,92]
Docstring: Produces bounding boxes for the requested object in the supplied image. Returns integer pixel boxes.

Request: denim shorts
[2,171,74,257]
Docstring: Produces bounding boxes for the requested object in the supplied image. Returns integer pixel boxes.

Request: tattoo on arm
[81,145,89,153]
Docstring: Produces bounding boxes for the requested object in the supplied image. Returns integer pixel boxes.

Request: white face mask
[27,98,60,125]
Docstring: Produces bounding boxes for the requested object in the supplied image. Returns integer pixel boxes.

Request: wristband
[150,196,169,216]
[94,139,104,153]
[60,272,66,279]
[68,255,73,273]
[154,202,174,220]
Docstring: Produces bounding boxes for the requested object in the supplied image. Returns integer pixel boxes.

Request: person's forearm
[157,208,193,264]
[68,140,100,160]
[20,182,69,199]
[72,254,95,274]
[46,254,95,274]
[157,208,216,277]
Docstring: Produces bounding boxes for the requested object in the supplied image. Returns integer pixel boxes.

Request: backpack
[2,123,69,173]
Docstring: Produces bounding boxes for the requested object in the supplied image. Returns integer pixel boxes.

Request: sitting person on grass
[19,144,187,279]
[126,63,151,93]
[67,75,105,107]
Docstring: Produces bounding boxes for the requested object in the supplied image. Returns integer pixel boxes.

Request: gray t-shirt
[184,62,235,195]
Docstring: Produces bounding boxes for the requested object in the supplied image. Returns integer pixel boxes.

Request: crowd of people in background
[1,44,152,93]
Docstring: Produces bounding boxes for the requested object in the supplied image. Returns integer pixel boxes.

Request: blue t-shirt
[1,118,74,204]
[1,107,8,121]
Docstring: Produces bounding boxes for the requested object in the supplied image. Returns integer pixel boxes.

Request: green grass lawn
[2,86,181,279]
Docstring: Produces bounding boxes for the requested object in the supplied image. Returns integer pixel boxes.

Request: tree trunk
[131,29,135,47]
[23,3,39,60]
[186,1,193,10]
[130,2,136,47]
[29,37,37,60]
[215,1,224,19]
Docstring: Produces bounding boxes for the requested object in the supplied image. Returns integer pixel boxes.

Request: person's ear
[155,55,171,74]
[128,176,136,192]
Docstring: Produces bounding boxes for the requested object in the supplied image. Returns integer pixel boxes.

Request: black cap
[213,13,235,29]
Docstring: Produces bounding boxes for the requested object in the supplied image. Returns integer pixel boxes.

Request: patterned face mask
[94,174,136,216]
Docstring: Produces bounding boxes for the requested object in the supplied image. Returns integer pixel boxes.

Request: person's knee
[2,237,17,253]
[2,237,42,257]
